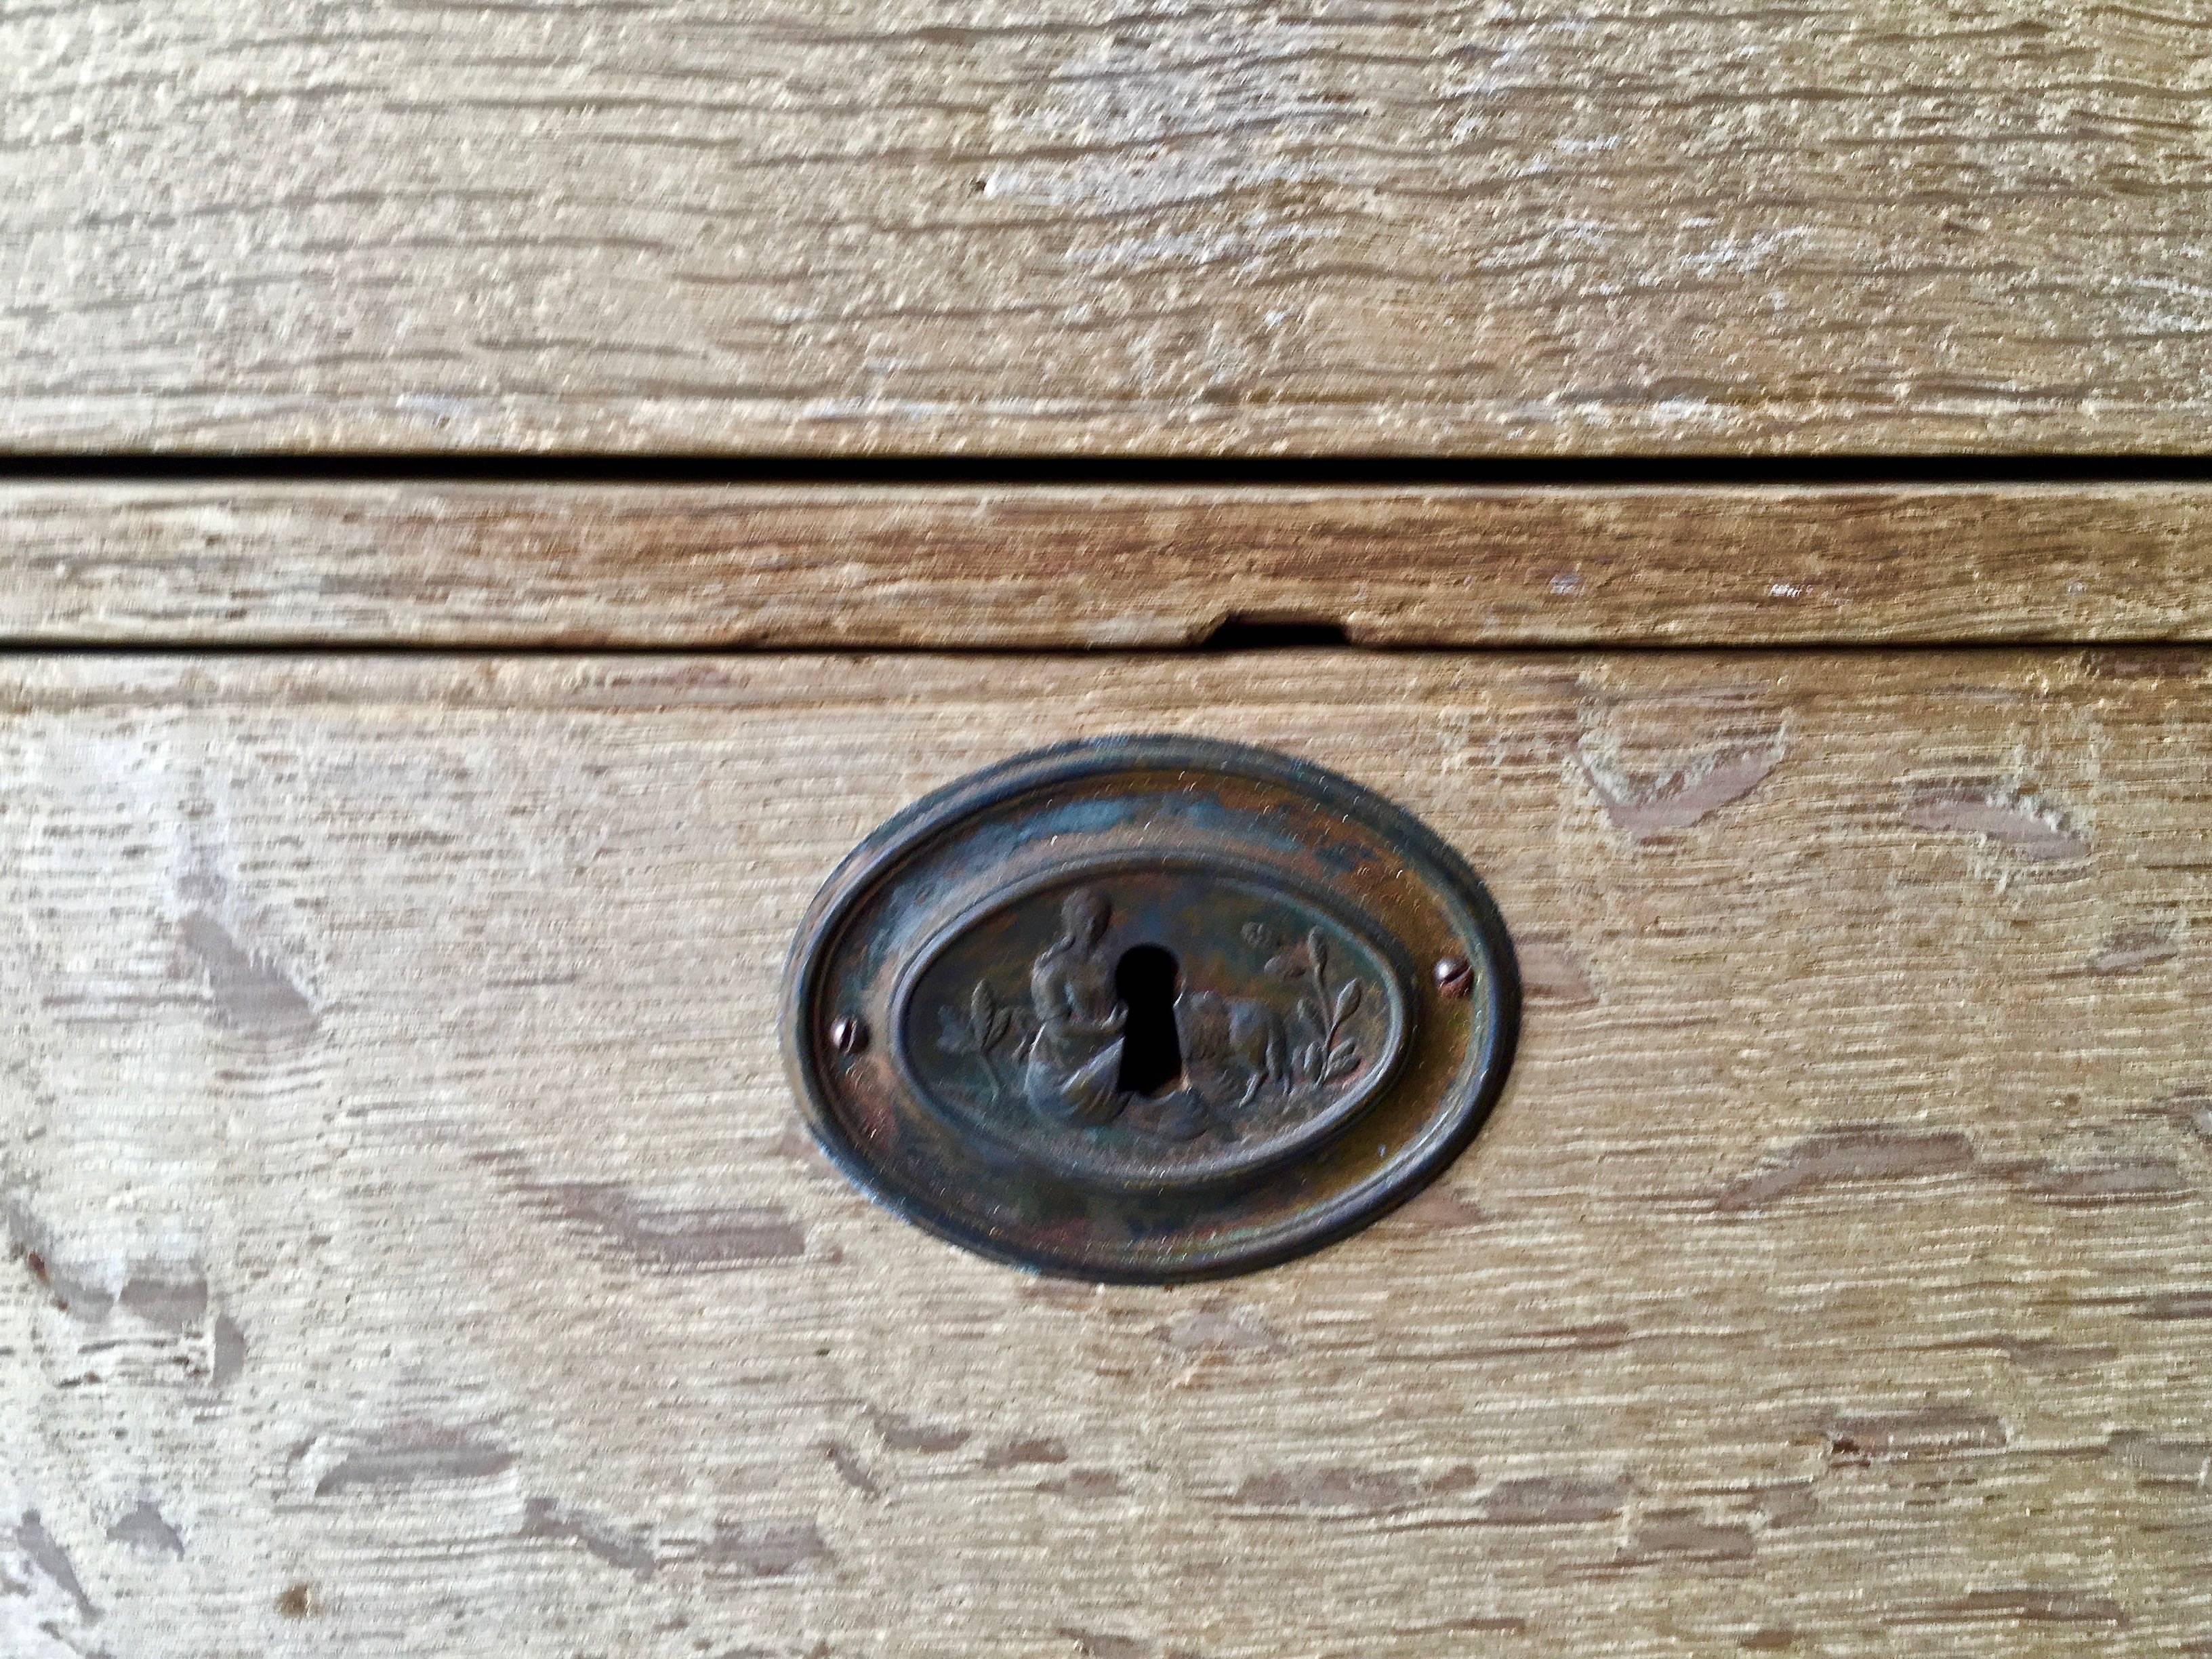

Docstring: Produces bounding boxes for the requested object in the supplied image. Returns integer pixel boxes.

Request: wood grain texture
[12,481,2212,645]
[5,2,2211,456]
[5,649,2212,1656]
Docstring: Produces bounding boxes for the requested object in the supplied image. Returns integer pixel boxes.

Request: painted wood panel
[7,483,2212,644]
[5,650,2210,1654]
[5,3,2209,454]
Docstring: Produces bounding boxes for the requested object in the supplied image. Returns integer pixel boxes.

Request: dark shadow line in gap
[3,453,2212,488]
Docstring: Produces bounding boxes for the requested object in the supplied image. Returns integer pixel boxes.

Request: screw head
[1432,955,1473,999]
[830,1015,869,1056]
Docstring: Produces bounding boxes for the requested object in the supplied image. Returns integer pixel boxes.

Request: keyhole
[1114,945,1183,1097]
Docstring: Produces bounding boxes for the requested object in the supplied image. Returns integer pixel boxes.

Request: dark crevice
[1201,617,1352,651]
[0,638,2204,657]
[2,453,2212,487]
[1113,945,1183,1099]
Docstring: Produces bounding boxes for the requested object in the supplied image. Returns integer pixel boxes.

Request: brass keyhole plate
[781,736,1519,1282]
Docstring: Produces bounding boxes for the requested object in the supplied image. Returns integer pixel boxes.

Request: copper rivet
[1433,956,1473,998]
[830,1016,868,1056]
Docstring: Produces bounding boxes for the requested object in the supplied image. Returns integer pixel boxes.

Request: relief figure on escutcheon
[1023,888,1128,1126]
[928,878,1388,1163]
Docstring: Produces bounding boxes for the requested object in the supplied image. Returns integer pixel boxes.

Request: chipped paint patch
[864,1407,970,1454]
[1155,1304,1284,1354]
[9,1513,96,1624]
[1577,739,1784,840]
[1475,1475,1629,1525]
[2009,1158,2187,1205]
[2083,922,2182,975]
[1826,1407,2007,1461]
[178,911,319,1039]
[1715,1127,1975,1212]
[105,1502,184,1560]
[981,1437,1069,1471]
[1515,937,1597,1005]
[682,1519,830,1580]
[1225,1462,1476,1515]
[1902,784,2087,862]
[520,1183,805,1271]
[520,1496,656,1578]
[1619,1507,1755,1565]
[312,1428,516,1497]
[2107,1432,2212,1489]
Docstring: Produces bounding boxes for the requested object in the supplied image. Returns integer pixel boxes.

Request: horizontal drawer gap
[1,645,2204,670]
[7,455,2212,489]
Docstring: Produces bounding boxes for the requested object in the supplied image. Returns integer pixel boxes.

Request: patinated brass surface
[781,736,1518,1281]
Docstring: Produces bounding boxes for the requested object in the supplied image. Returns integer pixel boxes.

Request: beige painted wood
[11,482,2212,646]
[5,649,2211,1655]
[5,3,2211,456]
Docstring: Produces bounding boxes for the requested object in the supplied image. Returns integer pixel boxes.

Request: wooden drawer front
[5,6,2209,457]
[8,483,2212,649]
[6,651,2208,1656]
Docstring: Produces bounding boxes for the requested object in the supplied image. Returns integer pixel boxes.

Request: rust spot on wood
[274,1583,315,1619]
[5,1195,112,1319]
[1900,784,2087,862]
[1741,1629,1798,1651]
[1715,1127,1975,1212]
[1577,741,1783,840]
[523,1182,805,1270]
[3,1200,243,1379]
[314,1428,515,1496]
[178,912,319,1039]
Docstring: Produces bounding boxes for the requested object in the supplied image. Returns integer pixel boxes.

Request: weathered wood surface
[5,649,2211,1656]
[11,482,2212,646]
[5,2,2211,456]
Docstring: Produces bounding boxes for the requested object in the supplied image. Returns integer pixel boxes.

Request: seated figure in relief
[1024,888,1128,1126]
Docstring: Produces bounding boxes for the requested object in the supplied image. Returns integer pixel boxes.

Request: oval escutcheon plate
[781,737,1519,1282]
